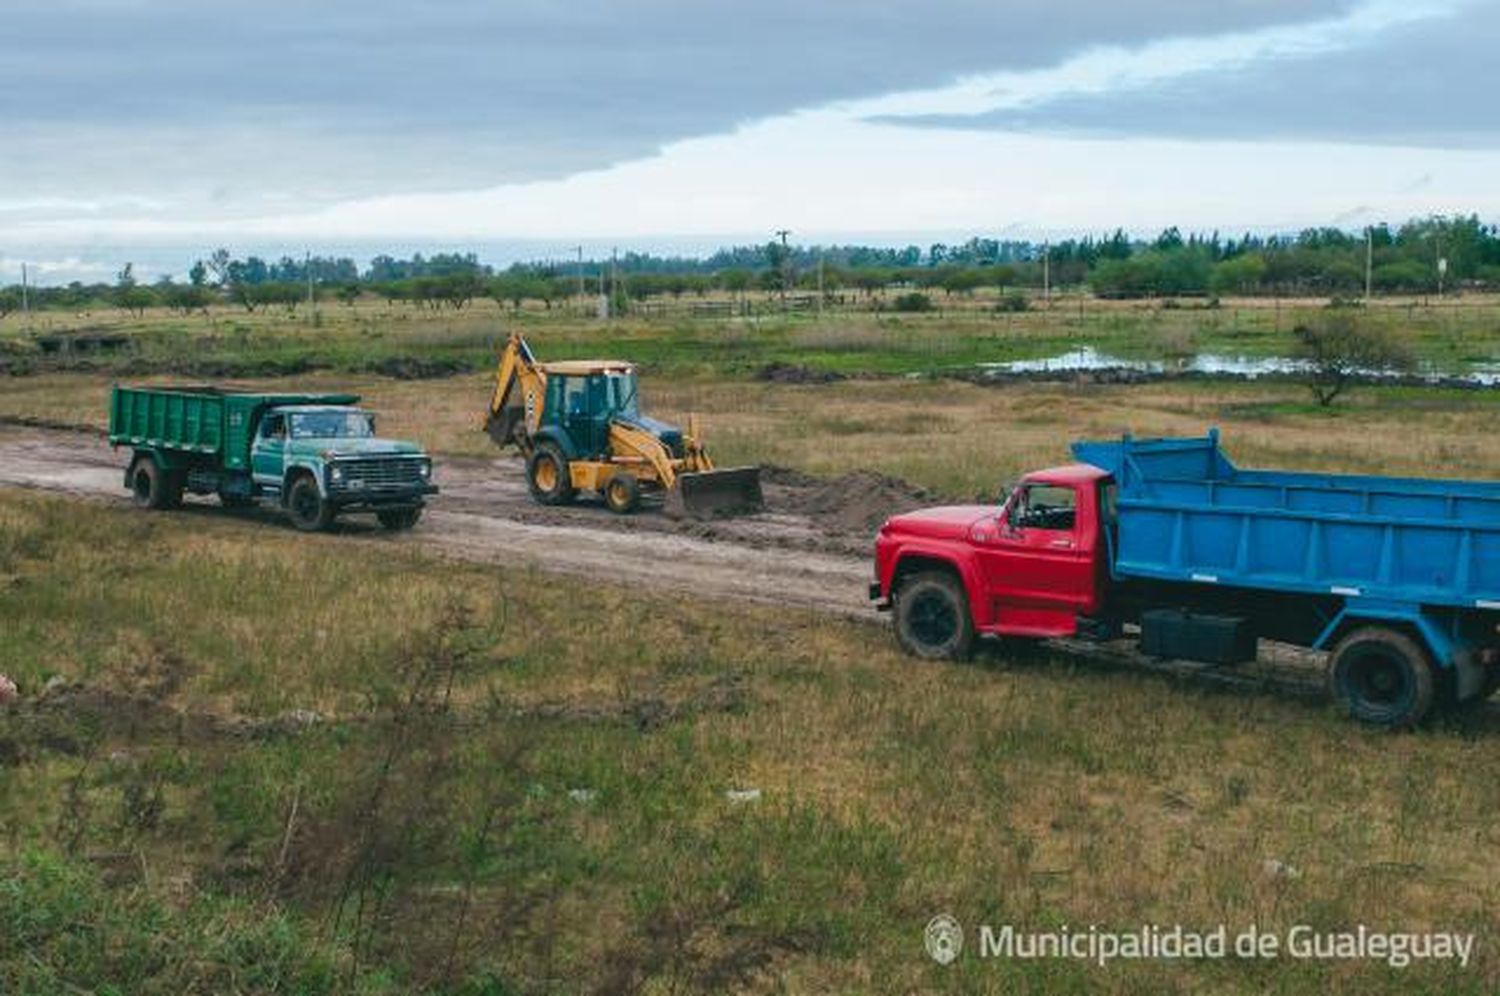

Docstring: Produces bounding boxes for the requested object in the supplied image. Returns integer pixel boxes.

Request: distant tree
[159,281,213,315]
[719,268,752,300]
[205,249,232,287]
[115,263,155,316]
[337,283,361,307]
[1208,254,1267,296]
[1294,314,1414,406]
[0,288,19,320]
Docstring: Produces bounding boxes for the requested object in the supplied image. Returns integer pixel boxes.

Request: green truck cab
[108,385,437,532]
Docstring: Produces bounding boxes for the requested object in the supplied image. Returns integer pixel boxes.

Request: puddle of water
[978,346,1500,386]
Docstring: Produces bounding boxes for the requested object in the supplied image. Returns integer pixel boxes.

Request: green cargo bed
[108,386,360,470]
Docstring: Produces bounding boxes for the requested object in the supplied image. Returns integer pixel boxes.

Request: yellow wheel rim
[609,480,626,503]
[535,459,557,491]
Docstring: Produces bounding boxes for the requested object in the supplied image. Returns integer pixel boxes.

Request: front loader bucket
[671,466,764,518]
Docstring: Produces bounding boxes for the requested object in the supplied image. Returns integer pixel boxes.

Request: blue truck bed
[1072,430,1500,611]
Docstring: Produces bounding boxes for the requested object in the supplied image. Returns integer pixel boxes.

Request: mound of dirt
[776,469,934,534]
[755,362,846,384]
[366,355,470,380]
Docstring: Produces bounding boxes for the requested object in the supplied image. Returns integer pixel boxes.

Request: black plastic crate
[1140,609,1257,664]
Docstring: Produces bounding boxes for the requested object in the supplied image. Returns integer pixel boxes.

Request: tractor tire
[527,442,576,506]
[1328,626,1435,727]
[604,472,641,514]
[129,457,182,510]
[377,507,423,531]
[286,475,335,532]
[894,571,975,661]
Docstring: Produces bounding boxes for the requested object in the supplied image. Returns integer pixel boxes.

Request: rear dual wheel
[1328,626,1435,728]
[129,458,183,510]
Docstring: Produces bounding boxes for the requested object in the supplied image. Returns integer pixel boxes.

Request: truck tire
[604,472,641,514]
[527,442,576,505]
[286,475,334,532]
[894,571,975,661]
[377,508,423,531]
[1328,626,1435,727]
[129,457,182,510]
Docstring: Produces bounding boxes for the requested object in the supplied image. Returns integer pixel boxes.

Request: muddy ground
[0,424,932,618]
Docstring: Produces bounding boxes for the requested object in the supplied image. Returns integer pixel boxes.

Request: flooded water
[977,346,1500,386]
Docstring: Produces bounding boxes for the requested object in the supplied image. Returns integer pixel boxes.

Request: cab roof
[540,360,635,376]
[1023,463,1111,485]
[272,404,370,415]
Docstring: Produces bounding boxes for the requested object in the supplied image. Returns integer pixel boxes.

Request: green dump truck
[108,385,437,532]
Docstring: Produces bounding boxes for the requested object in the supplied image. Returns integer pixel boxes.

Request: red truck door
[972,480,1098,636]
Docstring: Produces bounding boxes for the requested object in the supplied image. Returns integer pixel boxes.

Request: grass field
[3,490,1499,993]
[5,291,1500,382]
[6,300,1500,992]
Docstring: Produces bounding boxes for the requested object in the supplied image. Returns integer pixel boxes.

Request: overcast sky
[2,0,1496,277]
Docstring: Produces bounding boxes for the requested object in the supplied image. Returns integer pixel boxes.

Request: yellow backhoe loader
[483,333,763,516]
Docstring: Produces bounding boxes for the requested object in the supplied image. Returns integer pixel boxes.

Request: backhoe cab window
[1008,484,1077,532]
[290,412,375,439]
[605,372,639,418]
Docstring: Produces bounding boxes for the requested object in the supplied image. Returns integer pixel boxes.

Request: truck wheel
[129,458,181,510]
[286,475,334,532]
[1329,626,1435,727]
[377,508,423,531]
[604,472,641,514]
[527,442,576,505]
[894,571,975,661]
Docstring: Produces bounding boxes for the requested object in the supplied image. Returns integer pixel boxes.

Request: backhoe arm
[484,333,545,453]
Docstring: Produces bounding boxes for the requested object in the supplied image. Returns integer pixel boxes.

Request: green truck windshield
[291,412,375,439]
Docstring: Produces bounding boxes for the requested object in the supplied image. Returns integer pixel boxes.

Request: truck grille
[333,458,425,492]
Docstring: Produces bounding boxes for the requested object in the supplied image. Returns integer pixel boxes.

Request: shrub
[891,292,932,313]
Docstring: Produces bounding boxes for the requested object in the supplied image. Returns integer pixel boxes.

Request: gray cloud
[890,2,1494,149]
[2,1,1353,220]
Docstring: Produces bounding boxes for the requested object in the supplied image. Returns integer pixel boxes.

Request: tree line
[4,214,1500,319]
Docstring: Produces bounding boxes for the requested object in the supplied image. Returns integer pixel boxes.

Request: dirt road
[0,424,916,618]
[0,423,1385,706]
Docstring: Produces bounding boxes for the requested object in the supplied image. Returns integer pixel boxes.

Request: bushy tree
[1294,315,1414,406]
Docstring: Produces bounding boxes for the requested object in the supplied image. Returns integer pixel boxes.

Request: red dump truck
[871,431,1500,726]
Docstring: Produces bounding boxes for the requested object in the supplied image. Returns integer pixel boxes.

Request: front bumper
[327,482,438,510]
[869,580,891,611]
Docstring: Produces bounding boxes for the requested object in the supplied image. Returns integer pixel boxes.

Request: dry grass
[3,490,1500,992]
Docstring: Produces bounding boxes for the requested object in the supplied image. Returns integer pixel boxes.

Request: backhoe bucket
[672,466,764,518]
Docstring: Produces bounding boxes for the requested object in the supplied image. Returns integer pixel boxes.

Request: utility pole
[817,253,825,319]
[610,247,619,320]
[1364,227,1373,303]
[305,250,314,319]
[775,229,791,308]
[574,246,584,314]
[20,262,30,331]
[1042,242,1051,308]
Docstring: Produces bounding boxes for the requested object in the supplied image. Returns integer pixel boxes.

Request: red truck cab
[871,464,1114,658]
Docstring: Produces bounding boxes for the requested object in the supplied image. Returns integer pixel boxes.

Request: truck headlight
[418,461,431,478]
[330,465,344,483]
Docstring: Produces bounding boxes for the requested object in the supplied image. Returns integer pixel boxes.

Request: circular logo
[924,914,963,965]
